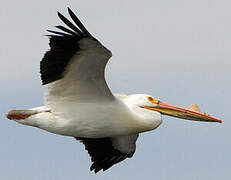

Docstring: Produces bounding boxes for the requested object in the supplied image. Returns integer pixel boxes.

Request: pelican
[6,8,222,173]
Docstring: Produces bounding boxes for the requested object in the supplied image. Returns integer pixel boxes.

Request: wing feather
[55,25,78,36]
[75,135,138,173]
[46,29,73,37]
[67,8,92,37]
[57,11,83,35]
[41,8,114,104]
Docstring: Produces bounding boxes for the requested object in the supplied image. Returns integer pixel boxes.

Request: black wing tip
[90,164,105,174]
[89,155,128,173]
[76,137,131,173]
[57,11,63,18]
[91,165,101,173]
[66,8,93,38]
[56,11,65,23]
[50,9,83,38]
[90,163,107,173]
[67,7,74,14]
[47,8,94,40]
[41,8,93,85]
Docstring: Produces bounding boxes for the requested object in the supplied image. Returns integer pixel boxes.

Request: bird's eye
[148,97,159,104]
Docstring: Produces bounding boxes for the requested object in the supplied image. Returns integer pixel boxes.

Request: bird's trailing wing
[75,135,138,173]
[41,8,114,104]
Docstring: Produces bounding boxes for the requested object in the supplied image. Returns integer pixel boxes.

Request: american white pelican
[6,8,222,173]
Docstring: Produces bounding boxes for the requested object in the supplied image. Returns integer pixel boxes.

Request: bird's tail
[6,106,50,120]
[6,110,40,120]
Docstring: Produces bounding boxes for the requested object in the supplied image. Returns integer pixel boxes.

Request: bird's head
[125,94,222,123]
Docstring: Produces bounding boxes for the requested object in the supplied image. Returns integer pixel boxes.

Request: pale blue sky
[1,0,230,180]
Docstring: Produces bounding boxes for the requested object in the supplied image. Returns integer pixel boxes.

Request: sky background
[0,0,230,179]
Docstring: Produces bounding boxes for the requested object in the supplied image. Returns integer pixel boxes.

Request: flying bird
[6,8,222,173]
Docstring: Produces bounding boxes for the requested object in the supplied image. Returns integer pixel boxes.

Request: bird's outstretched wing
[75,135,138,173]
[41,8,114,104]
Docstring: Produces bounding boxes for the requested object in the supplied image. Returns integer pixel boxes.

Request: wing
[75,135,139,173]
[41,8,114,105]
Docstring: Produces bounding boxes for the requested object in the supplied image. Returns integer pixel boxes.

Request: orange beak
[142,101,222,123]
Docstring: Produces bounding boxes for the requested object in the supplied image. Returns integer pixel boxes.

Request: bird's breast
[47,101,143,137]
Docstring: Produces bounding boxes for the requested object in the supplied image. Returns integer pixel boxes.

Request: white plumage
[6,8,221,173]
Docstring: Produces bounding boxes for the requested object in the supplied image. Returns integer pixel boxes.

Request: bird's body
[6,8,221,173]
[15,94,162,138]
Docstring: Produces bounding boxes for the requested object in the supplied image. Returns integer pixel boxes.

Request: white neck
[126,104,163,133]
